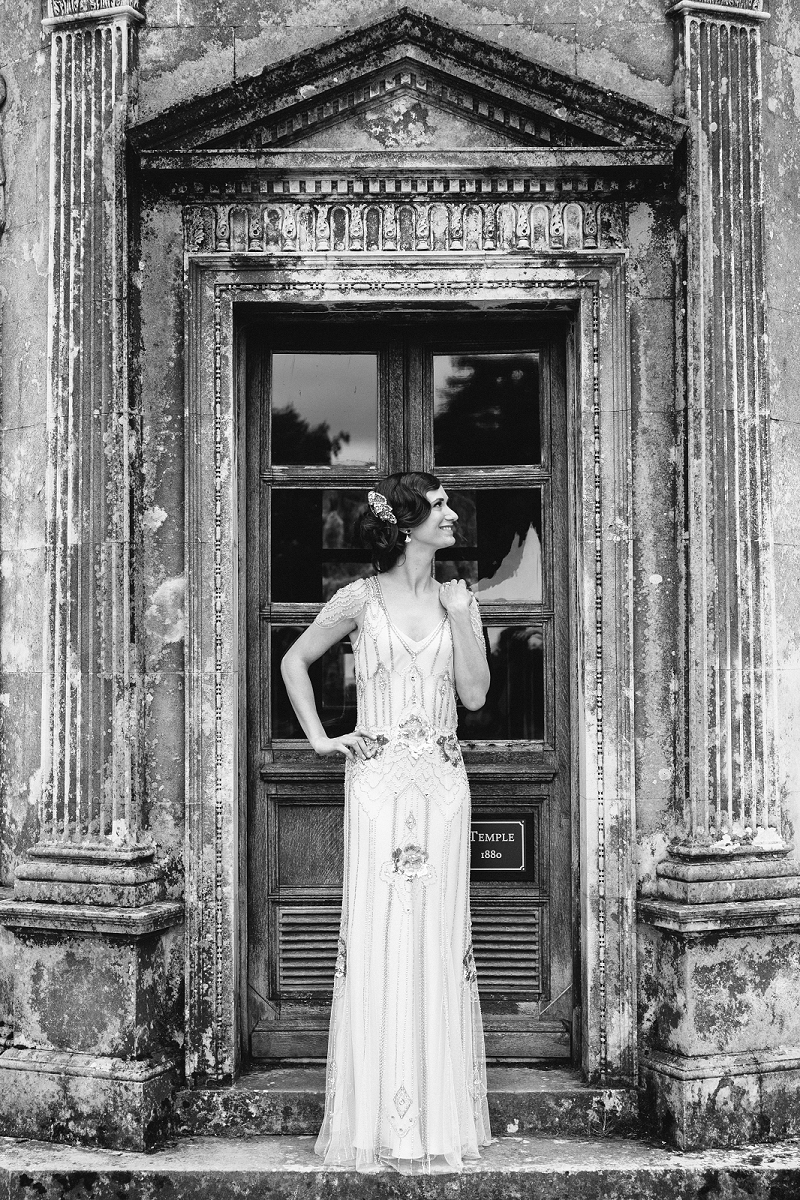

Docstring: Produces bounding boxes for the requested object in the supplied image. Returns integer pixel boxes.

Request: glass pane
[434,352,540,465]
[272,626,357,739]
[271,353,378,466]
[271,489,371,602]
[434,490,542,603]
[458,625,545,741]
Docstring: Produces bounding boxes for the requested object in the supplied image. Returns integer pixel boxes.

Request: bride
[281,472,493,1174]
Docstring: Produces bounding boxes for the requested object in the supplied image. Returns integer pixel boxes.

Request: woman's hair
[358,472,441,573]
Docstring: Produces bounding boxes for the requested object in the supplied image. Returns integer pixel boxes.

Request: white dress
[313,575,492,1174]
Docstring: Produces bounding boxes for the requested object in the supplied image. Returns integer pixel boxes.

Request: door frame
[241,308,574,1062]
[183,249,636,1088]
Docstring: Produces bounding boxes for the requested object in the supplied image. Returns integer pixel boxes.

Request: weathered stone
[2,1133,800,1198]
[0,1051,176,1150]
[172,1067,639,1140]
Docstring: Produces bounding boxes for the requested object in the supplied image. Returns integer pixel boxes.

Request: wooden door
[244,308,574,1063]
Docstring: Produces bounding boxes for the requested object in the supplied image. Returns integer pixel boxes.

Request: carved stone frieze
[48,0,142,15]
[182,199,624,255]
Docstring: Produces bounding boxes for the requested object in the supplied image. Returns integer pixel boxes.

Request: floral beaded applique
[463,942,478,987]
[333,936,347,994]
[380,843,436,913]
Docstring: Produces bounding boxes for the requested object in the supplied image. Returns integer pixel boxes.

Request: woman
[281,472,492,1174]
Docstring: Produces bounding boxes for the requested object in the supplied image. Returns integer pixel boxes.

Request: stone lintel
[637,896,800,934]
[0,900,183,937]
[667,0,769,21]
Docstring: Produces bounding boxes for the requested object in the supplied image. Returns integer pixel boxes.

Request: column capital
[42,1,144,31]
[667,0,769,21]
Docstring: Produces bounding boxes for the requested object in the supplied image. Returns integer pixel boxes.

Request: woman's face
[409,487,458,549]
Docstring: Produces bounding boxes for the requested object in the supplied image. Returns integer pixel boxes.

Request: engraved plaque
[470,816,534,881]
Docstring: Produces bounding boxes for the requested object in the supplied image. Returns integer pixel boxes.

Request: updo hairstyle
[359,472,441,574]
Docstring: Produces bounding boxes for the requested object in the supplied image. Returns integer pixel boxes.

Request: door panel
[245,308,573,1063]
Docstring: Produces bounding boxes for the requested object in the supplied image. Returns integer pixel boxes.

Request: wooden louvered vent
[471,905,542,997]
[279,906,341,994]
[278,903,542,998]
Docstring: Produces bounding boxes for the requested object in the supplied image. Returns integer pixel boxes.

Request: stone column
[0,1,182,1150]
[639,0,800,1149]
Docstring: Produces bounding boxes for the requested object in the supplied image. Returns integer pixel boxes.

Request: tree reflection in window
[434,353,541,466]
[458,626,545,741]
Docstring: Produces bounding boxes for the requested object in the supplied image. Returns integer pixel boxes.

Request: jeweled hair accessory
[368,490,397,525]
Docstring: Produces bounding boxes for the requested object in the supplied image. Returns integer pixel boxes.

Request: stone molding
[638,896,800,934]
[0,1047,173,1083]
[129,8,682,156]
[183,252,636,1089]
[182,199,624,256]
[0,899,183,936]
[644,1047,800,1081]
[668,0,778,855]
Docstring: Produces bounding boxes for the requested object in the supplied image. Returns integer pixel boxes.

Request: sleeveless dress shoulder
[313,574,492,1175]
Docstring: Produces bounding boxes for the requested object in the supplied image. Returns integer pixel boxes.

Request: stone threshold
[173,1065,639,1139]
[1,1133,799,1198]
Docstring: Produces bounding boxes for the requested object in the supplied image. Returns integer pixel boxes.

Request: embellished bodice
[353,577,457,735]
[314,575,485,741]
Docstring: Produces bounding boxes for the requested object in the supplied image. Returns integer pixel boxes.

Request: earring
[401,530,411,544]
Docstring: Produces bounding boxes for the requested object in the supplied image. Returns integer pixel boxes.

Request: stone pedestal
[637,0,800,1149]
[640,856,800,1147]
[0,0,183,1150]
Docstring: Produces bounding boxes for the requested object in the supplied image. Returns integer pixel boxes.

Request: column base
[638,857,800,1149]
[0,1048,176,1149]
[641,1048,800,1149]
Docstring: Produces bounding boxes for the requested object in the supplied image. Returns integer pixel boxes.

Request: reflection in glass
[458,626,544,741]
[434,490,542,603]
[271,489,371,602]
[271,353,378,466]
[272,626,357,739]
[434,352,540,465]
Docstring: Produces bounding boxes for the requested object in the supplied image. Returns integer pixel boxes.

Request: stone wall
[0,0,797,1132]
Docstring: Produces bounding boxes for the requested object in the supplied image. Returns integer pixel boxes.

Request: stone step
[173,1065,639,1139]
[2,1133,800,1197]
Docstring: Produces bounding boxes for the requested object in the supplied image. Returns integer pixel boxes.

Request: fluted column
[638,0,800,1149]
[672,0,779,852]
[39,1,145,856]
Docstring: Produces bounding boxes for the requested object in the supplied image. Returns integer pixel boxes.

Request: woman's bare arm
[281,619,372,761]
[439,580,490,710]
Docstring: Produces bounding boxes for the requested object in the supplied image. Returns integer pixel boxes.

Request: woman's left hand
[439,578,472,615]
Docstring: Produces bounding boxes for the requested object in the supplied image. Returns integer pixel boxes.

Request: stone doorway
[242,306,574,1065]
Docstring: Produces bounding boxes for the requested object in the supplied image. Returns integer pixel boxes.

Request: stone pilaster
[639,0,800,1149]
[0,1,182,1150]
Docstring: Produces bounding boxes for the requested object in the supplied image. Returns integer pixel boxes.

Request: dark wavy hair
[358,472,441,573]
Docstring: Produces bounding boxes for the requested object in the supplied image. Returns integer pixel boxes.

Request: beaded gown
[313,575,492,1174]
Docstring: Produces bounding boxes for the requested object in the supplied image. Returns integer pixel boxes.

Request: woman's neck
[384,547,436,596]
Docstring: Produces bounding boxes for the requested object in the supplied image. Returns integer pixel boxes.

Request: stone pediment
[130,8,682,158]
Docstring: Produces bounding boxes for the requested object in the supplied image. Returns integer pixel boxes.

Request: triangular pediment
[131,8,682,156]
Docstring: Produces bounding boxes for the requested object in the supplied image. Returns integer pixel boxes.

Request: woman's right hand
[311,732,373,762]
